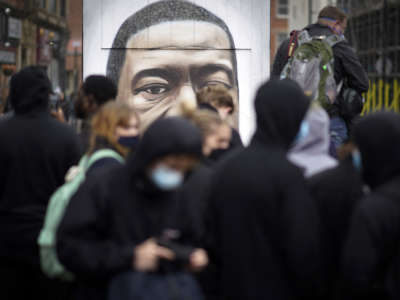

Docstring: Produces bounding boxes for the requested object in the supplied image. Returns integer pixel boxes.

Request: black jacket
[206,79,323,300]
[341,113,400,300]
[271,23,369,116]
[0,112,81,268]
[308,156,364,298]
[0,67,81,269]
[57,117,205,300]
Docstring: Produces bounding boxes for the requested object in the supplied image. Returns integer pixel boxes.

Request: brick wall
[270,0,288,67]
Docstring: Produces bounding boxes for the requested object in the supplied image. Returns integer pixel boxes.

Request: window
[49,0,57,14]
[277,0,289,18]
[38,0,46,9]
[60,0,66,17]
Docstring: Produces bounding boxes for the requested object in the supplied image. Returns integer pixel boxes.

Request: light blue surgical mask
[150,165,184,191]
[294,120,310,143]
[351,149,362,172]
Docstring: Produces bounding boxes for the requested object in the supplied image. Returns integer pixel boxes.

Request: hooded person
[205,79,323,300]
[56,117,209,300]
[340,112,400,300]
[288,103,338,177]
[0,66,81,300]
[306,143,364,299]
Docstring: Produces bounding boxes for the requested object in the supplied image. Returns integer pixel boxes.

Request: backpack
[37,149,124,281]
[280,30,345,110]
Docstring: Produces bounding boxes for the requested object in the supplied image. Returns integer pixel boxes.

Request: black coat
[271,23,369,117]
[206,79,323,300]
[0,111,81,268]
[56,117,205,300]
[341,113,400,300]
[308,156,364,298]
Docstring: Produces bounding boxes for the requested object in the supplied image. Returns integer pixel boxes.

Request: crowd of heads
[2,3,400,300]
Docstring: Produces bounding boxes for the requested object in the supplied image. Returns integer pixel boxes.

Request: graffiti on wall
[361,79,400,115]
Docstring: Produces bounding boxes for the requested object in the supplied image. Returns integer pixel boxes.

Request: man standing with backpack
[272,6,369,156]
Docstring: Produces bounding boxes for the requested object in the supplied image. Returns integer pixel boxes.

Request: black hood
[252,79,311,149]
[353,112,400,189]
[127,117,203,177]
[9,66,52,114]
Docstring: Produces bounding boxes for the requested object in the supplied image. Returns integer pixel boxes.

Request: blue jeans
[329,116,348,158]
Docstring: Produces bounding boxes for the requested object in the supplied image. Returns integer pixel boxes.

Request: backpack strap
[287,30,300,59]
[325,34,345,48]
[86,149,124,171]
[297,30,312,46]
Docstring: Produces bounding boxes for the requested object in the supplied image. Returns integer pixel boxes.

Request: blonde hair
[180,99,228,139]
[89,101,139,157]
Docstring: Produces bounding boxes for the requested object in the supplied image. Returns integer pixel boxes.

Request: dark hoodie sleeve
[56,173,134,280]
[334,41,369,93]
[341,194,399,298]
[278,164,324,298]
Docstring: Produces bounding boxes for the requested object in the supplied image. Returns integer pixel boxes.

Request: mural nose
[167,84,197,116]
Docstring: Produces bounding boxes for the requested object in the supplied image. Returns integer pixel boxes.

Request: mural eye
[141,84,169,95]
[134,84,170,100]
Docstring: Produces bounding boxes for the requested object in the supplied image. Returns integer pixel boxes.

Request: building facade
[270,0,289,66]
[65,0,81,98]
[0,0,69,112]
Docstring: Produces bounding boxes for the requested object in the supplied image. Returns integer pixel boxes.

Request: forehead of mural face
[117,21,238,129]
[106,0,238,130]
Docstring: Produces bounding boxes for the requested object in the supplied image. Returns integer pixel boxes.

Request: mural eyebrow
[131,68,179,86]
[191,64,234,84]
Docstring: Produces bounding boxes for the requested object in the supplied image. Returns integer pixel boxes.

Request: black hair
[9,66,52,114]
[106,0,238,89]
[82,75,117,106]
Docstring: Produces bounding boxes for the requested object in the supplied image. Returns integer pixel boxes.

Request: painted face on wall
[116,21,239,130]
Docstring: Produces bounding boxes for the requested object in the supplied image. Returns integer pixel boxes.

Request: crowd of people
[1,4,400,300]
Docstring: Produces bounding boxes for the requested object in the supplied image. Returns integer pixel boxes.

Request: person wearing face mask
[179,100,232,166]
[56,117,208,300]
[85,101,140,176]
[36,102,140,287]
[205,79,323,300]
[339,112,400,300]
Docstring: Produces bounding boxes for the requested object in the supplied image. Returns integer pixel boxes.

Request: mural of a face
[116,21,238,129]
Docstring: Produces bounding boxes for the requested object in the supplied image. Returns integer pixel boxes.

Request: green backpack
[38,149,124,281]
[280,30,344,110]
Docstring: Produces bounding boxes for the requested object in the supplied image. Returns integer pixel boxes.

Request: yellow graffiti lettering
[362,79,400,114]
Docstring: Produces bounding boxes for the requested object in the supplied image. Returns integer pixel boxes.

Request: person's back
[307,153,364,298]
[272,6,369,155]
[0,66,81,300]
[341,113,400,300]
[207,79,323,300]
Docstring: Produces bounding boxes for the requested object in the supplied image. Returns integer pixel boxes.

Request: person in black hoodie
[340,112,400,300]
[206,79,323,300]
[0,66,81,300]
[307,143,364,299]
[57,117,209,300]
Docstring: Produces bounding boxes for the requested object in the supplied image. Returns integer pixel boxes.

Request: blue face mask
[150,165,184,191]
[351,149,362,172]
[294,120,310,143]
[118,136,140,150]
